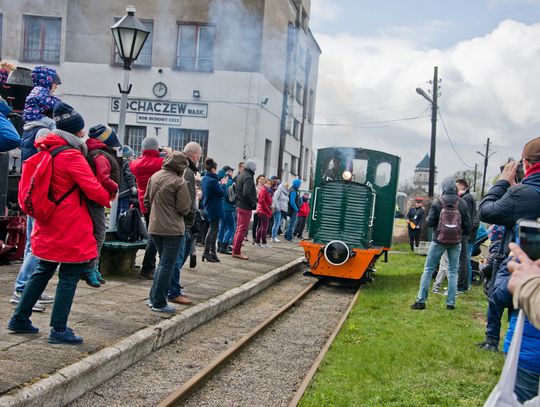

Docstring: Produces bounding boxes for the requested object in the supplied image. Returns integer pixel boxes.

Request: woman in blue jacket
[201,158,226,262]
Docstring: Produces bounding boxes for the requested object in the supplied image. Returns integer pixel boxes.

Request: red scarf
[525,162,540,178]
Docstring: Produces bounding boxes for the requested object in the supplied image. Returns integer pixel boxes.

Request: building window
[22,16,61,64]
[113,19,153,67]
[109,124,146,157]
[291,156,298,176]
[298,46,305,70]
[168,128,209,164]
[293,118,300,140]
[295,82,303,105]
[176,23,215,72]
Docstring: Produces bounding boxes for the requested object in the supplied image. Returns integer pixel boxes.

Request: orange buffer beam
[300,241,385,280]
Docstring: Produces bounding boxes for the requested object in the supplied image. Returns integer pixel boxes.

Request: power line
[317,99,425,117]
[438,109,475,169]
[316,81,429,110]
[312,106,431,127]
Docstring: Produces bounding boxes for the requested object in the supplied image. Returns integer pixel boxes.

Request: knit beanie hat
[88,124,121,148]
[122,145,134,159]
[141,136,159,151]
[53,102,85,134]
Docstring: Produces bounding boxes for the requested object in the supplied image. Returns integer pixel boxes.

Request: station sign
[111,98,208,118]
[136,114,182,125]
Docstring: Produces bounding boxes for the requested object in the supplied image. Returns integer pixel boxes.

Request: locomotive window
[352,159,368,183]
[375,162,392,187]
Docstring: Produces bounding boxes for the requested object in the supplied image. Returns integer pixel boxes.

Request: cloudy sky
[309,0,540,186]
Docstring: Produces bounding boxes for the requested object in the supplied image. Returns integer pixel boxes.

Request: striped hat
[88,124,121,148]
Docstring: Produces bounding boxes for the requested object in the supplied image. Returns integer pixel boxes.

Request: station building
[0,0,321,184]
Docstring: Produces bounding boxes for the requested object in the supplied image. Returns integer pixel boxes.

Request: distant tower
[413,153,434,193]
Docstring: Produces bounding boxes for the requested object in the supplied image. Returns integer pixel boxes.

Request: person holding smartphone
[476,137,540,352]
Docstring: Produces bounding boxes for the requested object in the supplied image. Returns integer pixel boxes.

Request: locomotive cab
[301,147,400,281]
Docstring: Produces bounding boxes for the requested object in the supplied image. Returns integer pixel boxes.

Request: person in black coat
[232,159,257,260]
[456,179,479,291]
[476,137,540,352]
[406,198,425,251]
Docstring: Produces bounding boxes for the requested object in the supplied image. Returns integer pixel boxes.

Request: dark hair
[256,175,265,183]
[455,178,469,188]
[205,157,218,172]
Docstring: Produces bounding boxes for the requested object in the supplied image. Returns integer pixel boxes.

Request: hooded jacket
[272,183,290,213]
[23,66,60,123]
[144,152,192,236]
[0,100,20,152]
[29,132,111,263]
[85,138,119,194]
[426,177,472,243]
[183,155,198,228]
[130,149,164,214]
[235,168,257,210]
[288,179,303,214]
[202,171,225,221]
[20,118,55,161]
[459,188,479,242]
[257,186,273,218]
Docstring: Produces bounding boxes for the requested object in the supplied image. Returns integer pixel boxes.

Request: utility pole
[477,138,493,197]
[415,66,439,197]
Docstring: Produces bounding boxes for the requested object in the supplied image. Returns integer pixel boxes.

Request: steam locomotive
[301,147,400,281]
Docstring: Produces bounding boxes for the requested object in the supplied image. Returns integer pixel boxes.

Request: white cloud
[310,0,343,23]
[312,19,540,185]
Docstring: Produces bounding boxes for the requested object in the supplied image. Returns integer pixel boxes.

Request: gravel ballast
[71,273,356,407]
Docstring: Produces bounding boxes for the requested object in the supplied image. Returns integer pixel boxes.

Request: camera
[500,159,525,183]
[517,219,540,261]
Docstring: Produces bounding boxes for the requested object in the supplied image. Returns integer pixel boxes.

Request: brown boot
[169,295,193,305]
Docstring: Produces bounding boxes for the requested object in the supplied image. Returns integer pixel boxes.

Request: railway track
[158,279,360,407]
[71,272,360,407]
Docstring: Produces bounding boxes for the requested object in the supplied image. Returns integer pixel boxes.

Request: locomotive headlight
[342,171,352,181]
[324,240,350,266]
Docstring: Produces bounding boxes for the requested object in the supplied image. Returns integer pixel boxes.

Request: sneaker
[447,305,455,310]
[272,237,281,243]
[48,327,83,344]
[7,317,39,334]
[410,302,426,310]
[479,342,499,352]
[151,304,176,314]
[261,244,272,248]
[9,293,46,312]
[432,286,441,294]
[38,292,54,304]
[81,268,101,288]
[146,299,153,308]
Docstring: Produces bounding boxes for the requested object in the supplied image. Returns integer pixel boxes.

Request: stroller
[470,224,489,287]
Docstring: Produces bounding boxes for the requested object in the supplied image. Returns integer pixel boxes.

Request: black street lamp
[109,5,149,229]
[110,5,149,145]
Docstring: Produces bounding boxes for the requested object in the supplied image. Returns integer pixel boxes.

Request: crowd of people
[0,63,310,344]
[408,137,540,403]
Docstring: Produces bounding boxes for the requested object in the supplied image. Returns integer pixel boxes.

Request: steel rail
[288,286,361,407]
[158,280,320,407]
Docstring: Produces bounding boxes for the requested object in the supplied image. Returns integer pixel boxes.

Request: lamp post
[109,5,149,230]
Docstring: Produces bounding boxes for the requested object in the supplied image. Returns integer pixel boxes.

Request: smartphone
[517,219,540,261]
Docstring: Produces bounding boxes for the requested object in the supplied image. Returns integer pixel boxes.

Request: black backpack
[117,203,147,242]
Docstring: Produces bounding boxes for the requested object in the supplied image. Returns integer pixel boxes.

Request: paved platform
[0,241,305,403]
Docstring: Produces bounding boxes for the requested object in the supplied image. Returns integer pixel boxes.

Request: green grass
[300,249,505,407]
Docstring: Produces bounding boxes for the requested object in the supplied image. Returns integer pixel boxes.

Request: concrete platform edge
[0,257,305,407]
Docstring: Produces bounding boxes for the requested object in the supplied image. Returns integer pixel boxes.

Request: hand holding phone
[516,219,540,261]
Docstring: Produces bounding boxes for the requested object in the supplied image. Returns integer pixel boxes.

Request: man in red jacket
[130,137,164,279]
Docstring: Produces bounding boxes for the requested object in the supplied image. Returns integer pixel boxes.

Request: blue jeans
[284,212,298,241]
[467,242,474,286]
[217,211,235,245]
[416,242,461,306]
[117,196,130,218]
[14,216,40,293]
[272,211,282,239]
[149,235,183,308]
[515,367,539,403]
[12,260,82,329]
[167,233,188,300]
